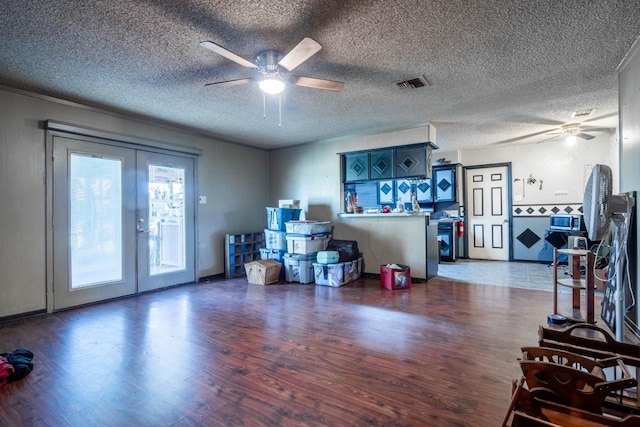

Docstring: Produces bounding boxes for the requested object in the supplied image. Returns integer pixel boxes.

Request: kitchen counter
[338,212,431,219]
[335,213,438,280]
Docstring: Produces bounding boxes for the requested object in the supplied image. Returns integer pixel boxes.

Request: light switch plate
[198,196,206,204]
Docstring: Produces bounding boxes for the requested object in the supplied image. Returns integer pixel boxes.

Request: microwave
[549,214,584,232]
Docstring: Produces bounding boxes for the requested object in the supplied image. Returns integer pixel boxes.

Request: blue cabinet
[415,179,433,203]
[369,149,394,180]
[434,166,456,202]
[344,153,369,183]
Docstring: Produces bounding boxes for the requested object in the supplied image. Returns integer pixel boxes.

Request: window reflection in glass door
[148,164,185,276]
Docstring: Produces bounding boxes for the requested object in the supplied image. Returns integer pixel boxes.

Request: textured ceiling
[1,0,639,150]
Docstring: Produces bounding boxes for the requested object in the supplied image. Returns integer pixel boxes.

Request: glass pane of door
[137,151,195,292]
[53,136,137,310]
[148,164,185,275]
[69,153,124,288]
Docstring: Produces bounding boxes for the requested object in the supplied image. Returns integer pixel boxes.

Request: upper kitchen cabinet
[433,165,457,202]
[395,145,431,179]
[343,152,370,183]
[341,142,438,183]
[369,149,395,180]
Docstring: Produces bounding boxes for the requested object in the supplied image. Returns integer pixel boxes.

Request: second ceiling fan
[200,37,345,94]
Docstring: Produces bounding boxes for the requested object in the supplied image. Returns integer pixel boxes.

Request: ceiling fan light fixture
[259,78,285,95]
[566,134,577,144]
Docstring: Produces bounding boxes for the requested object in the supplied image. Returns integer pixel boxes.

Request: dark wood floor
[0,276,616,426]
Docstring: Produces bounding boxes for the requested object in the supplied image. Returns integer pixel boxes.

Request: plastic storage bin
[316,251,339,264]
[380,264,411,290]
[285,220,332,235]
[286,235,328,254]
[344,258,362,283]
[266,207,301,231]
[313,263,345,287]
[259,248,286,262]
[264,229,287,250]
[283,252,317,284]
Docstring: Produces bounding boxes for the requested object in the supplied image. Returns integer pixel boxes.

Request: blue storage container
[266,207,302,231]
[316,251,340,264]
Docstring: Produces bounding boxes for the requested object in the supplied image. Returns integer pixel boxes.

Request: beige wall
[460,132,618,206]
[0,89,269,318]
[269,126,435,237]
[269,126,617,235]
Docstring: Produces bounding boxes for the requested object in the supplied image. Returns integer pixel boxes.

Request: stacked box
[259,248,286,262]
[313,262,345,287]
[313,257,363,287]
[284,221,332,236]
[266,207,301,231]
[283,252,317,284]
[380,264,411,290]
[264,229,287,250]
[259,248,286,280]
[285,234,329,254]
[343,259,360,283]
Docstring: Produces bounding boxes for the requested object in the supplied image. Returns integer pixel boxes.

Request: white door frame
[462,163,513,261]
[45,122,200,312]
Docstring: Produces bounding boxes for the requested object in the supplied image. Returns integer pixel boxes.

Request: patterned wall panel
[512,203,583,217]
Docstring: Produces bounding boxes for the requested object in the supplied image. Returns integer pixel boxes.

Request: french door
[136,151,195,292]
[52,136,195,310]
[464,165,511,261]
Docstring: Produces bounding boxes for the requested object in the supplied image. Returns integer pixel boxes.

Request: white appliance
[583,164,635,341]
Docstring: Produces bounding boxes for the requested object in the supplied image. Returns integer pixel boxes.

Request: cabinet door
[434,167,455,202]
[395,146,426,178]
[344,153,369,182]
[415,179,433,203]
[370,149,394,180]
[395,179,413,204]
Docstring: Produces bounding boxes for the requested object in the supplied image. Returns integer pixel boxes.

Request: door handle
[138,218,150,233]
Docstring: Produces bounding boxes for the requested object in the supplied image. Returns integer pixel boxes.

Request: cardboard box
[245,259,282,285]
[380,264,411,290]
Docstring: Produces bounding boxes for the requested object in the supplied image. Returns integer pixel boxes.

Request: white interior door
[465,165,510,260]
[52,136,137,309]
[136,151,195,292]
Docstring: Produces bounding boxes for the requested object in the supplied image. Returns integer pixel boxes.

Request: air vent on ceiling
[396,75,429,89]
[571,108,595,118]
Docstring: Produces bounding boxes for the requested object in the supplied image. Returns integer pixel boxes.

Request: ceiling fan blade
[200,41,257,69]
[278,38,322,71]
[204,78,253,87]
[536,134,562,144]
[291,76,344,92]
[577,132,595,140]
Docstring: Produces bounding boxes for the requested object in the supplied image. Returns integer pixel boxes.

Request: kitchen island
[336,212,438,281]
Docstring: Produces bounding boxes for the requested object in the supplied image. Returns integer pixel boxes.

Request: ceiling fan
[542,122,612,143]
[200,37,345,94]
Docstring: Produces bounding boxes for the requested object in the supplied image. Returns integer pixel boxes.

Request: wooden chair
[502,377,640,427]
[538,323,640,410]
